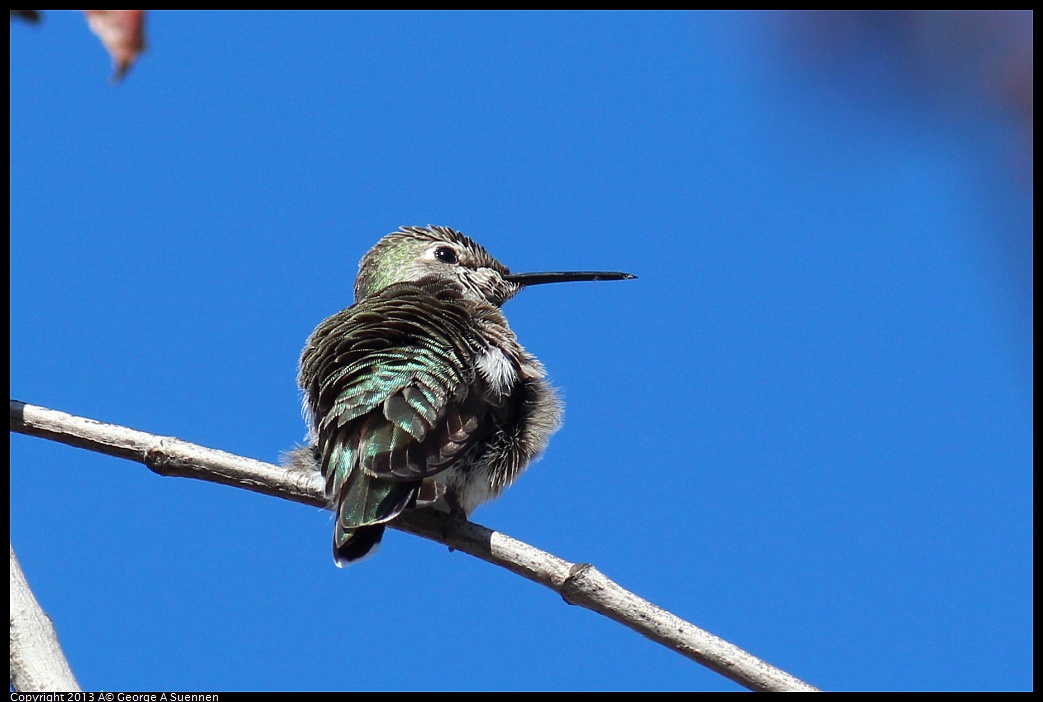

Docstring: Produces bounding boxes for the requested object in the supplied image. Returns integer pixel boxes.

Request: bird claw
[442,491,468,550]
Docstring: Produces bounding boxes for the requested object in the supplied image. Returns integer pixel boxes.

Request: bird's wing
[300,280,491,524]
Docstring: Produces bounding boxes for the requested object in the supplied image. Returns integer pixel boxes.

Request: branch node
[561,562,595,606]
[143,440,174,477]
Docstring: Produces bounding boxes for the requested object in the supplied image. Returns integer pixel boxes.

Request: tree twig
[10,542,81,692]
[10,399,820,692]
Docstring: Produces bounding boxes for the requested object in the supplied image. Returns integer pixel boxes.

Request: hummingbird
[293,225,634,566]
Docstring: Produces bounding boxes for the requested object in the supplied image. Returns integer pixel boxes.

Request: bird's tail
[333,523,386,566]
[332,470,417,567]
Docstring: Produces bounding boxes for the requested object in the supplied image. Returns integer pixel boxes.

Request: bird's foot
[442,491,469,552]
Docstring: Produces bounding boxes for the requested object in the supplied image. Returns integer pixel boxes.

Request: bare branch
[10,399,820,692]
[10,542,81,692]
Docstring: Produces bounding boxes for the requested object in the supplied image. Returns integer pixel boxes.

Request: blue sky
[10,11,1032,692]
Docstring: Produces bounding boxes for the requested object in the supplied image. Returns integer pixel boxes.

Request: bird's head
[355,225,635,306]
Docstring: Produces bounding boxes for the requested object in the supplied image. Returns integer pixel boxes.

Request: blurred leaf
[84,10,146,82]
[10,10,41,23]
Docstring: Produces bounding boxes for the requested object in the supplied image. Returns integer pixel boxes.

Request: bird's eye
[434,246,458,264]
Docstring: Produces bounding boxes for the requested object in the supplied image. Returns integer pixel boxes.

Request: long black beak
[504,271,636,286]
